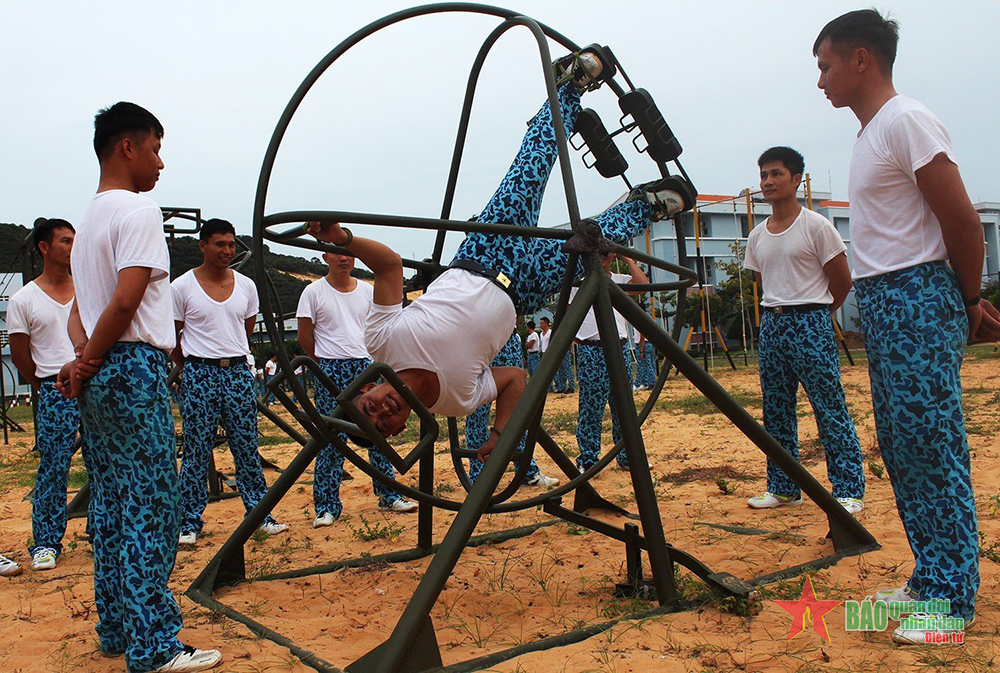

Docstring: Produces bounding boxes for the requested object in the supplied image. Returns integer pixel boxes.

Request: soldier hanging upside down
[308,46,688,459]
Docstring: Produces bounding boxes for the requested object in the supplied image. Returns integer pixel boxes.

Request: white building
[0,272,33,399]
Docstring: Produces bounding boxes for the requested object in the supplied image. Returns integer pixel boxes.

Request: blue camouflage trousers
[633,343,656,388]
[314,358,401,518]
[575,341,633,470]
[855,261,978,621]
[79,342,185,672]
[30,379,81,556]
[526,351,541,376]
[552,348,576,393]
[178,361,275,534]
[467,332,541,482]
[757,309,865,500]
[451,84,654,315]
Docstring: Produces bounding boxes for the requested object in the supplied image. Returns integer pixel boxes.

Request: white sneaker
[378,499,418,513]
[150,645,222,672]
[891,613,971,645]
[178,531,198,547]
[0,553,22,577]
[30,547,57,571]
[526,472,560,487]
[837,497,864,514]
[747,492,803,509]
[867,585,919,616]
[257,522,289,536]
[313,513,337,528]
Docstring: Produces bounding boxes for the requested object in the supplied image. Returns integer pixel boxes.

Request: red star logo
[774,576,842,641]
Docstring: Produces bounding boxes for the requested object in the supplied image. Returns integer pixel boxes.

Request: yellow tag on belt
[496,272,511,288]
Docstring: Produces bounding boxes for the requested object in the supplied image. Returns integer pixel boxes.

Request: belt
[763,303,829,314]
[575,338,626,346]
[449,259,519,309]
[186,355,247,368]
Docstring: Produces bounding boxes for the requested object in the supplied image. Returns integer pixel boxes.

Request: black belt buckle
[219,358,231,368]
[774,306,784,315]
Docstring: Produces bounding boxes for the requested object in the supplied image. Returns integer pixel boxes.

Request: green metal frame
[185,5,879,673]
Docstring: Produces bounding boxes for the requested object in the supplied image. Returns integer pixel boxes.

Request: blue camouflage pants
[29,379,81,556]
[855,261,978,621]
[575,341,633,470]
[467,332,540,482]
[634,344,656,388]
[757,309,865,500]
[552,348,576,393]
[78,342,184,672]
[451,84,654,315]
[178,361,275,534]
[314,358,401,518]
[526,351,541,376]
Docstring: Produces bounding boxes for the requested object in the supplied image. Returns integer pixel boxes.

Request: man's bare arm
[915,153,1000,342]
[307,221,403,306]
[245,316,256,344]
[822,252,852,311]
[476,366,527,462]
[622,256,648,294]
[8,334,40,390]
[170,321,185,371]
[67,299,87,355]
[297,317,316,360]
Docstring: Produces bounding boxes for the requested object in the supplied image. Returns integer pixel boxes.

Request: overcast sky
[2,1,997,265]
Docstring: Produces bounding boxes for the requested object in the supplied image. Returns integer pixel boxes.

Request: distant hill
[0,222,372,314]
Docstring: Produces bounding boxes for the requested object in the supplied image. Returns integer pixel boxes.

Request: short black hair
[813,9,899,75]
[32,217,75,253]
[200,218,237,241]
[540,317,550,325]
[93,102,164,162]
[526,320,536,329]
[758,146,805,178]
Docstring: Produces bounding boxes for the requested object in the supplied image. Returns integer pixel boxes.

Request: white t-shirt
[848,95,955,279]
[743,208,846,307]
[539,330,551,353]
[172,269,258,358]
[365,268,515,417]
[296,277,373,360]
[525,331,540,353]
[573,273,632,340]
[72,190,174,351]
[264,359,277,377]
[6,281,76,378]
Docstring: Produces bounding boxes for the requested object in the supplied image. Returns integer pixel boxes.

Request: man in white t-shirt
[524,320,540,375]
[306,64,685,460]
[263,354,278,405]
[814,10,1000,642]
[172,218,287,546]
[56,102,220,672]
[8,218,80,572]
[742,146,864,515]
[296,253,415,527]
[571,253,647,472]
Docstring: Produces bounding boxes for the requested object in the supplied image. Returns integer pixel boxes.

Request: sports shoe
[178,531,198,547]
[378,499,418,513]
[837,497,864,514]
[313,513,337,528]
[891,613,972,645]
[257,522,289,536]
[553,44,616,92]
[30,547,57,571]
[0,553,22,577]
[747,492,803,509]
[628,176,697,220]
[150,645,222,672]
[525,472,560,487]
[868,584,919,612]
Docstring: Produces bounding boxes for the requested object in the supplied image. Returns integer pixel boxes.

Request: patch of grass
[867,459,885,480]
[349,514,403,542]
[599,595,654,619]
[658,464,753,486]
[435,482,456,496]
[979,532,1000,564]
[67,468,87,489]
[663,389,761,415]
[713,475,733,495]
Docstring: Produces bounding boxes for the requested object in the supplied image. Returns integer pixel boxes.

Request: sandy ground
[1,345,998,673]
